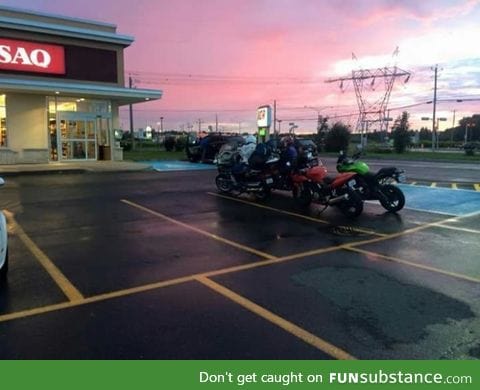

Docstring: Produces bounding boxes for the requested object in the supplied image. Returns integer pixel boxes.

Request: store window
[47,97,111,161]
[0,94,6,147]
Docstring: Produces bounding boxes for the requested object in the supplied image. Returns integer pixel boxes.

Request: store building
[0,5,162,164]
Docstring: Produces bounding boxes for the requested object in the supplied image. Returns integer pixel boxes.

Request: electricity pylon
[326,52,411,140]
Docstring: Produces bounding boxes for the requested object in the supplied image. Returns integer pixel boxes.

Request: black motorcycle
[214,145,277,200]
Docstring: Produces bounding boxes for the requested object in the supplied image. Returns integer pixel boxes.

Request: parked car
[0,178,8,280]
[186,133,244,163]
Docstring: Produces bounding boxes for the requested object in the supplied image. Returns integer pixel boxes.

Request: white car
[0,177,8,280]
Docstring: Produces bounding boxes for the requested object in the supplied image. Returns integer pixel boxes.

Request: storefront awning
[0,77,162,105]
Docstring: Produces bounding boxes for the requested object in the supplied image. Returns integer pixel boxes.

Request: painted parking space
[0,281,332,359]
[0,234,67,315]
[358,224,480,280]
[405,181,480,191]
[399,184,480,216]
[1,170,480,359]
[146,160,216,172]
[209,249,480,359]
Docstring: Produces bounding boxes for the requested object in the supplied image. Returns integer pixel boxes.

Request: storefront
[0,6,162,164]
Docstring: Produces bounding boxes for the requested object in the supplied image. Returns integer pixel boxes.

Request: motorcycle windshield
[338,161,369,175]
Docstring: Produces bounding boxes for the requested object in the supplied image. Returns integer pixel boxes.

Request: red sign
[0,38,65,74]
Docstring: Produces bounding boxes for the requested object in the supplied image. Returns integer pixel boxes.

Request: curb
[0,169,88,177]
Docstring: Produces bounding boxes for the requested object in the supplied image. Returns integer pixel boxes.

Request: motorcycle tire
[379,184,405,212]
[292,184,312,207]
[215,174,234,194]
[255,188,271,201]
[338,189,363,218]
[0,250,7,280]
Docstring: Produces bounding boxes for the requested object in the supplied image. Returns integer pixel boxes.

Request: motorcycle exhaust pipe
[328,193,349,205]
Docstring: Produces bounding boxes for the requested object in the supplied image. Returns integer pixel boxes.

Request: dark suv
[186,133,244,163]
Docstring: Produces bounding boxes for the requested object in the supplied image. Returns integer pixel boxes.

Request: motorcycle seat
[323,176,335,184]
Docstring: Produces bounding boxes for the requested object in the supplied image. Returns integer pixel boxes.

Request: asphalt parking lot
[0,169,480,359]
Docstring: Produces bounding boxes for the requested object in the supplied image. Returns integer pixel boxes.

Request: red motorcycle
[291,164,364,218]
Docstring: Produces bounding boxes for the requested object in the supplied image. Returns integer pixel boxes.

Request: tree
[325,122,350,152]
[391,111,411,153]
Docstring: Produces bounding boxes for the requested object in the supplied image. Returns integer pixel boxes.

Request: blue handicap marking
[146,160,217,172]
[399,184,480,216]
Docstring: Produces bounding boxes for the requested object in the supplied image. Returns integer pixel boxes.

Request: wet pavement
[0,169,479,359]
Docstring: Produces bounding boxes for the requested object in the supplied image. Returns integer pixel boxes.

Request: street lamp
[288,122,298,134]
[275,119,282,134]
[304,105,333,133]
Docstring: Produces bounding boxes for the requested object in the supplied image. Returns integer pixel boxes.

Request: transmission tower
[326,52,411,139]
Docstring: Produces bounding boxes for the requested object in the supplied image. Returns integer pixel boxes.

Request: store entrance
[47,97,112,162]
[56,114,97,160]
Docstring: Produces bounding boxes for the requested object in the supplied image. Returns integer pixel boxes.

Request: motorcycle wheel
[0,250,7,280]
[292,184,312,207]
[379,184,405,212]
[255,187,271,201]
[215,174,234,193]
[338,189,363,218]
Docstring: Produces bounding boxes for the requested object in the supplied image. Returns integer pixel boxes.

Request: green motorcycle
[336,151,406,212]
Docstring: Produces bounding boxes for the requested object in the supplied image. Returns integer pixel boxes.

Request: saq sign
[0,38,65,74]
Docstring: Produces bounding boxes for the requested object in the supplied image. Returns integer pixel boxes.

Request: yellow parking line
[121,199,277,260]
[0,245,344,324]
[451,183,458,190]
[474,184,480,192]
[195,276,356,360]
[430,182,437,188]
[5,211,84,302]
[346,214,459,248]
[208,191,331,225]
[207,192,386,237]
[435,224,480,235]
[0,274,194,324]
[0,213,472,326]
[346,247,480,284]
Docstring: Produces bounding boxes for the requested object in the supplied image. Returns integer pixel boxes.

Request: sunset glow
[2,0,479,133]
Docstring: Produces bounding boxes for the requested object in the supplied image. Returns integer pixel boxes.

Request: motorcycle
[291,163,364,218]
[214,145,277,200]
[336,150,406,212]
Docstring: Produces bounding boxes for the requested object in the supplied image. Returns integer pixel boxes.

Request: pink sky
[3,0,480,132]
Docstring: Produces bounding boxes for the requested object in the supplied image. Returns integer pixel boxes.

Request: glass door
[58,114,97,161]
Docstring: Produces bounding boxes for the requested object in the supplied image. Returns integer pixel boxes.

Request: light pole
[159,117,164,149]
[304,105,333,134]
[288,122,298,135]
[276,119,282,135]
[465,121,475,144]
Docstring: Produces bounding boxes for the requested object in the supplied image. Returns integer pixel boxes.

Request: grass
[354,151,480,162]
[123,144,480,163]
